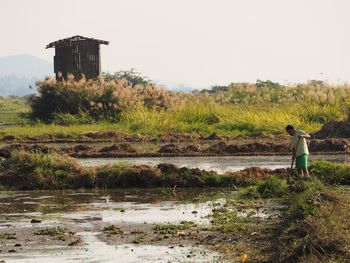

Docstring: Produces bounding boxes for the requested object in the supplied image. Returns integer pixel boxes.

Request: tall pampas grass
[30,76,179,122]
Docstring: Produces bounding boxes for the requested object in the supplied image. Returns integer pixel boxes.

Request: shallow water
[79,154,350,173]
[0,189,229,227]
[0,189,236,262]
[2,231,223,263]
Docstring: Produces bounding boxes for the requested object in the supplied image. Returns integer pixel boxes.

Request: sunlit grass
[0,122,127,138]
[0,96,30,123]
[0,102,336,138]
[0,80,349,138]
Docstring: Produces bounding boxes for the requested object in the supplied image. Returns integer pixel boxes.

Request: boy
[285,125,311,178]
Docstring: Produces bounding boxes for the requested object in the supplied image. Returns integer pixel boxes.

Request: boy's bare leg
[303,168,309,177]
[297,169,303,178]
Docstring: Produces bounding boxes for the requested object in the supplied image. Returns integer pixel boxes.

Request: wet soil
[0,189,283,262]
[1,137,349,159]
[313,120,350,139]
[0,131,285,144]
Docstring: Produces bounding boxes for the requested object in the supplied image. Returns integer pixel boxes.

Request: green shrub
[35,227,66,240]
[95,164,161,188]
[153,221,195,235]
[239,186,260,199]
[256,177,287,198]
[29,77,177,122]
[52,112,96,125]
[0,151,94,190]
[275,179,350,262]
[103,70,153,87]
[286,180,324,219]
[310,161,350,185]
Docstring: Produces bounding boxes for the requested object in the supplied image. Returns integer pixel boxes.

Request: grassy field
[0,151,349,261]
[0,80,349,139]
[0,104,332,138]
[0,96,30,123]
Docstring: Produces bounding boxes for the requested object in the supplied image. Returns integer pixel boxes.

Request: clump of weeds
[153,221,196,236]
[0,232,16,240]
[103,225,123,235]
[35,227,66,241]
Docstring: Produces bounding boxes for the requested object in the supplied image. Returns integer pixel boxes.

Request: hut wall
[54,40,101,80]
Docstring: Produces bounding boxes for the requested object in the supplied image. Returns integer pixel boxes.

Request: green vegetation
[240,176,288,199]
[0,122,123,139]
[0,151,264,190]
[256,177,288,198]
[310,161,350,185]
[153,221,196,235]
[103,69,154,86]
[0,148,348,261]
[210,207,254,233]
[132,234,146,244]
[29,77,175,122]
[0,151,94,190]
[1,80,350,139]
[35,227,66,240]
[1,152,349,190]
[95,163,161,188]
[0,232,16,239]
[103,225,123,235]
[211,179,350,262]
[272,180,350,262]
[0,96,29,123]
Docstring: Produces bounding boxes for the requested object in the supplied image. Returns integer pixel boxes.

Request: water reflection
[79,154,350,173]
[0,189,232,225]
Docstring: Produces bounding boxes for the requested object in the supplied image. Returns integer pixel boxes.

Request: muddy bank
[2,150,350,191]
[0,144,54,158]
[0,149,293,190]
[0,226,80,255]
[0,131,287,144]
[309,138,350,152]
[1,138,349,160]
[313,120,350,138]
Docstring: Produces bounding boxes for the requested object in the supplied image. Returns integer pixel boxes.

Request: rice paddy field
[0,80,350,262]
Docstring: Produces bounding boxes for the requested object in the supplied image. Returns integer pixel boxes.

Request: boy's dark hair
[285,124,294,131]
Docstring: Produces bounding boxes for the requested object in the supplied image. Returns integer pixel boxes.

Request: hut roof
[46,35,109,49]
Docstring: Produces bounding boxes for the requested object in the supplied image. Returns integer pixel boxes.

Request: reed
[1,79,349,138]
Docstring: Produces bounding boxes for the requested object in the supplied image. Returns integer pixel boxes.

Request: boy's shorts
[296,154,308,169]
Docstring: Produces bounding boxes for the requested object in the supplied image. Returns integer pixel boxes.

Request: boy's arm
[298,131,311,139]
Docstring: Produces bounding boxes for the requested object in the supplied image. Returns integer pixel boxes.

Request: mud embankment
[0,131,283,144]
[313,120,350,139]
[0,149,295,190]
[1,138,349,159]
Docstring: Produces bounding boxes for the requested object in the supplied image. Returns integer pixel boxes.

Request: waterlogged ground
[79,154,350,173]
[0,189,283,262]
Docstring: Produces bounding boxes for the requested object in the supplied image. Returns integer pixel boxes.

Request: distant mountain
[0,55,52,96]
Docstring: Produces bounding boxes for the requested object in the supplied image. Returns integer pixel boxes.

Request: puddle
[0,189,230,228]
[0,189,285,262]
[78,154,350,173]
[2,231,225,263]
[60,202,210,225]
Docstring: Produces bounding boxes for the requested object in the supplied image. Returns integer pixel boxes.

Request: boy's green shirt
[291,130,309,157]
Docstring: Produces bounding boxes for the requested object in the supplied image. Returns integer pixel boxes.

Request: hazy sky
[1,0,349,89]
